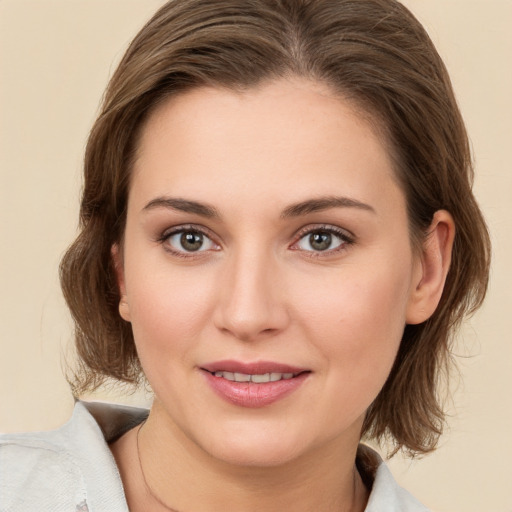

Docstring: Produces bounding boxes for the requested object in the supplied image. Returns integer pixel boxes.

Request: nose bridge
[215,242,288,340]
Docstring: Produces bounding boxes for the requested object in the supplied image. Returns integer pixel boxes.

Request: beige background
[1,1,511,511]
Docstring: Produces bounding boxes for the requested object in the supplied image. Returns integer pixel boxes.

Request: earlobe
[111,244,131,322]
[406,210,455,325]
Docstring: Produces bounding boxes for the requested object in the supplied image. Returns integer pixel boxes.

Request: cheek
[293,259,412,381]
[124,261,217,360]
[294,266,411,425]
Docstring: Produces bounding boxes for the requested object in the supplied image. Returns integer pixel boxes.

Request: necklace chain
[136,421,181,512]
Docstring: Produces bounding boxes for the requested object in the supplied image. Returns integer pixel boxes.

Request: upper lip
[200,360,309,375]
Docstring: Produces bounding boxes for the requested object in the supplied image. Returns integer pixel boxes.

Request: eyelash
[290,224,355,258]
[156,224,355,259]
[157,224,219,259]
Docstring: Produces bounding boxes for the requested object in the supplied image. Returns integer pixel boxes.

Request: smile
[211,371,298,383]
[200,361,310,408]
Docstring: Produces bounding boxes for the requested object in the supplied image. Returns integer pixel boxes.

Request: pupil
[181,232,203,251]
[310,232,331,251]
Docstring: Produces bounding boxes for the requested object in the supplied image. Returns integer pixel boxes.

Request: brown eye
[180,231,204,251]
[309,232,332,251]
[165,230,216,253]
[295,228,348,253]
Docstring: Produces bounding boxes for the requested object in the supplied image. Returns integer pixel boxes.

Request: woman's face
[116,79,425,466]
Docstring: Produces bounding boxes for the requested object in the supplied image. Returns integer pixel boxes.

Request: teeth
[251,373,270,383]
[212,371,297,383]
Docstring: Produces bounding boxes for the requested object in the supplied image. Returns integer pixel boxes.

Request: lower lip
[202,371,309,408]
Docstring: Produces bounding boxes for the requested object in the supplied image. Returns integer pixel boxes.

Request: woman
[0,0,490,511]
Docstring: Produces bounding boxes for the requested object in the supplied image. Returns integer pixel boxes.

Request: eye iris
[309,232,332,251]
[180,232,203,251]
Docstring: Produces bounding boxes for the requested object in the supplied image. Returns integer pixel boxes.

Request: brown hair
[60,0,490,455]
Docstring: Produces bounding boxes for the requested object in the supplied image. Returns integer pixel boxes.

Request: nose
[213,247,290,342]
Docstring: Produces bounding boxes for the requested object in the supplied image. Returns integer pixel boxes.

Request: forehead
[130,78,403,218]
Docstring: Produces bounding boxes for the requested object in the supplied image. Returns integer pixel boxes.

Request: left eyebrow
[280,196,376,218]
[142,197,220,218]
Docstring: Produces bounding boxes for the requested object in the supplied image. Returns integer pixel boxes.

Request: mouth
[200,360,311,408]
[206,371,301,383]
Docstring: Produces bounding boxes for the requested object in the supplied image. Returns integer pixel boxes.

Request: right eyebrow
[142,197,220,219]
[280,195,376,218]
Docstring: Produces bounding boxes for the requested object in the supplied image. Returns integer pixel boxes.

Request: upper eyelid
[293,223,355,242]
[160,223,218,240]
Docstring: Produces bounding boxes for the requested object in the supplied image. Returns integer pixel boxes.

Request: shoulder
[0,401,147,512]
[0,429,89,510]
[0,403,95,511]
[357,445,430,512]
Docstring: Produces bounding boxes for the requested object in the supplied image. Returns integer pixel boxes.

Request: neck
[114,400,369,512]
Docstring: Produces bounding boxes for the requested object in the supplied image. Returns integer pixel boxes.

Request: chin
[211,441,303,468]
[200,424,308,468]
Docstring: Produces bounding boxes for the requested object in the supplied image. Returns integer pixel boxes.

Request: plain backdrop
[1,1,511,511]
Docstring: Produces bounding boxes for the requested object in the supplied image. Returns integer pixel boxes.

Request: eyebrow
[280,196,375,218]
[143,197,220,218]
[142,195,375,219]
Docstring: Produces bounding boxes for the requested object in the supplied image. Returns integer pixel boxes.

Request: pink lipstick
[200,360,310,408]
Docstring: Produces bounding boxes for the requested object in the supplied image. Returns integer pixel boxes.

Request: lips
[200,360,310,408]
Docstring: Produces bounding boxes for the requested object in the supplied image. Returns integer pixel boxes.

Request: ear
[406,210,455,325]
[111,244,131,322]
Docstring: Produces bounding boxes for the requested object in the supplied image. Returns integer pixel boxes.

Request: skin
[110,78,454,512]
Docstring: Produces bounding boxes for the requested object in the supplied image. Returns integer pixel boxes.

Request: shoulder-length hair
[60,0,490,456]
